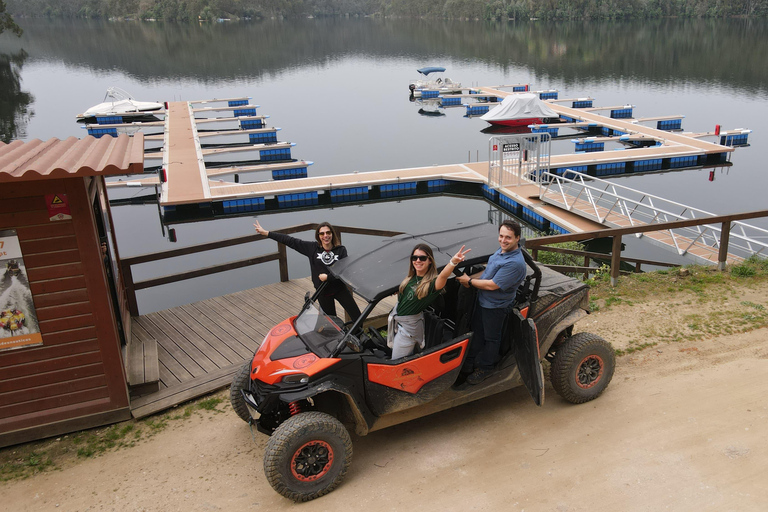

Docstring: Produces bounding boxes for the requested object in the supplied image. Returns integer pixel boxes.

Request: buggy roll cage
[318,246,543,358]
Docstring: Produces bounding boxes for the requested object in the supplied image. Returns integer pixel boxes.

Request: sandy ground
[3,287,768,511]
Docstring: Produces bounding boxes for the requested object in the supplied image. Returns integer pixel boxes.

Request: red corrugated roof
[0,134,145,182]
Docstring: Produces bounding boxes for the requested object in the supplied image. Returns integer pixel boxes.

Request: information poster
[0,229,43,351]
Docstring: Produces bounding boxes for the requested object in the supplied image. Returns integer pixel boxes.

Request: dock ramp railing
[488,133,551,188]
[538,169,768,265]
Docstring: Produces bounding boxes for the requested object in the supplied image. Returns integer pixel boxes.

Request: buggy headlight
[282,373,309,384]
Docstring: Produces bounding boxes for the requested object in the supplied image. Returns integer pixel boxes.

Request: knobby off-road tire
[230,361,252,423]
[550,332,615,404]
[264,411,353,502]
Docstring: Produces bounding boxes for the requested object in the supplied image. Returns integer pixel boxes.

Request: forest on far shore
[5,0,768,23]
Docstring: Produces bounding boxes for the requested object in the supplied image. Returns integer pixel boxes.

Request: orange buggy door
[363,335,470,416]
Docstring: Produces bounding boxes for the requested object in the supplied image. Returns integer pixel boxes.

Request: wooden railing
[120,209,768,315]
[529,245,680,280]
[525,208,768,285]
[120,223,404,315]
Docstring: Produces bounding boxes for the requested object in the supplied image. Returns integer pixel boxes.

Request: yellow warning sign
[51,195,64,205]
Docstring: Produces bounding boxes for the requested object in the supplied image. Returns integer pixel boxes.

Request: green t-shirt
[397,275,439,316]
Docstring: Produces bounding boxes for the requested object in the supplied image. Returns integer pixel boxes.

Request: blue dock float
[572,99,593,108]
[272,167,308,180]
[657,119,682,130]
[249,131,279,144]
[277,192,318,208]
[240,118,264,129]
[610,107,633,119]
[380,181,417,198]
[330,186,369,203]
[574,140,605,153]
[222,197,266,213]
[465,104,490,116]
[521,206,550,231]
[539,91,558,100]
[234,107,258,117]
[632,159,663,172]
[96,115,124,125]
[499,193,522,216]
[440,97,462,107]
[88,127,119,138]
[427,179,449,192]
[596,162,626,176]
[669,156,699,169]
[260,147,292,161]
[420,90,440,99]
[721,132,750,146]
[532,126,559,137]
[228,99,250,107]
[482,184,499,201]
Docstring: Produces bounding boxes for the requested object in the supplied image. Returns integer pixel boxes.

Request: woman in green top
[387,243,470,359]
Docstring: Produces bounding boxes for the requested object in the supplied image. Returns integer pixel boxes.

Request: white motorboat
[77,87,164,122]
[408,67,463,98]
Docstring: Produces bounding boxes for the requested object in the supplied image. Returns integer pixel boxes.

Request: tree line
[4,0,768,22]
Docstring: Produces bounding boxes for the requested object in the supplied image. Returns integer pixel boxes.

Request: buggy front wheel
[229,361,252,423]
[550,332,615,404]
[264,411,353,502]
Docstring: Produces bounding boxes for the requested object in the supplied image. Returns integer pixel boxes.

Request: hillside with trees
[5,0,768,22]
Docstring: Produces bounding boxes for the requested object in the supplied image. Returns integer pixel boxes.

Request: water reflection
[0,49,33,143]
[2,18,767,94]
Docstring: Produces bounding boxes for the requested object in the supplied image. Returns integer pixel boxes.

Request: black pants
[318,285,362,322]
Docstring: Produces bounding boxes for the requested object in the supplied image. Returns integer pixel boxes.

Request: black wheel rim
[291,440,334,482]
[576,355,604,389]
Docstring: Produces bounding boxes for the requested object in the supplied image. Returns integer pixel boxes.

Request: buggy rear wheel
[550,332,615,404]
[230,361,252,423]
[264,411,353,502]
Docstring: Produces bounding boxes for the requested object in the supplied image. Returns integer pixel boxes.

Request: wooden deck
[127,277,394,418]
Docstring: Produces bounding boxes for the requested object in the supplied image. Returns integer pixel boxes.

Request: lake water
[2,17,767,313]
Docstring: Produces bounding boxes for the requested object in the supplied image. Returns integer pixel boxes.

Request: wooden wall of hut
[0,176,131,448]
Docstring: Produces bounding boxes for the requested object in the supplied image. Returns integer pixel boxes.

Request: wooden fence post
[718,221,731,271]
[278,243,289,282]
[610,235,622,286]
[122,263,139,316]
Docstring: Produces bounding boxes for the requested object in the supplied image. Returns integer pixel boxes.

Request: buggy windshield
[294,300,346,358]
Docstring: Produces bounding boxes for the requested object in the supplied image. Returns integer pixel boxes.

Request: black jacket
[268,232,348,292]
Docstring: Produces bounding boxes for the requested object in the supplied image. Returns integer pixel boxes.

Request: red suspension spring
[288,401,302,416]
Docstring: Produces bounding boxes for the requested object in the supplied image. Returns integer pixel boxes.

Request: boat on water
[480,93,560,127]
[408,67,463,98]
[76,87,164,123]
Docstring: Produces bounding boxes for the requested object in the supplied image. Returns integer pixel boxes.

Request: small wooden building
[0,134,144,447]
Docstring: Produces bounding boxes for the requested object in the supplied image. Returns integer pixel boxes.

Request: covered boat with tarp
[480,93,559,127]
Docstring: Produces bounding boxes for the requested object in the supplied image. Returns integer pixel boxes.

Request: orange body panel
[367,339,469,394]
[250,317,340,385]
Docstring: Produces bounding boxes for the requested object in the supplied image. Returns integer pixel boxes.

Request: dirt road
[3,319,767,512]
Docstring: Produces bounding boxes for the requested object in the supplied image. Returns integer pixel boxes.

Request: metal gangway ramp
[538,170,768,266]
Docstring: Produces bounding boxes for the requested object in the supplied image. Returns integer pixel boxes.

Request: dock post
[610,235,622,286]
[717,221,731,271]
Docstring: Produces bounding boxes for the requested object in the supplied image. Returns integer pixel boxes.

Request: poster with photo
[0,229,43,351]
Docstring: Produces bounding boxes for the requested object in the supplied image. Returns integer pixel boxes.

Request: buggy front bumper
[240,389,261,421]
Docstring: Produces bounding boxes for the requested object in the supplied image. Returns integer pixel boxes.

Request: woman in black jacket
[254,220,361,321]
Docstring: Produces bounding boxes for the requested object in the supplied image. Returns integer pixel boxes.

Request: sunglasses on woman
[410,255,429,262]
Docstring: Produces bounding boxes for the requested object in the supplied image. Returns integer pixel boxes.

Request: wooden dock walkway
[127,277,394,419]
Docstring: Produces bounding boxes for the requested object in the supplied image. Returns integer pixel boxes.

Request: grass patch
[0,390,231,481]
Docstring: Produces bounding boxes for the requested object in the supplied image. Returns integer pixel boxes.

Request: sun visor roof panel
[331,223,503,302]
